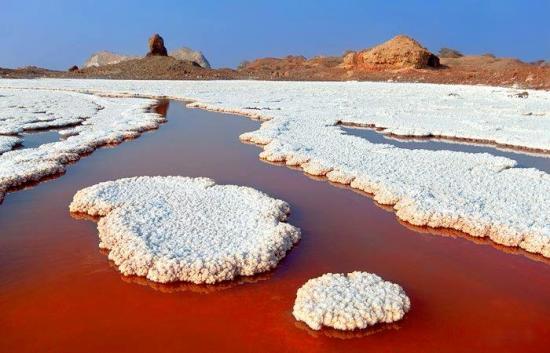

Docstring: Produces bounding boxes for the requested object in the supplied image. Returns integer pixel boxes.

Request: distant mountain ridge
[83,51,138,68]
[83,47,210,69]
[3,32,547,89]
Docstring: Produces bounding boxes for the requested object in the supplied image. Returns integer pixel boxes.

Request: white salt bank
[293,272,410,331]
[0,88,162,203]
[2,80,549,257]
[0,136,21,154]
[69,176,301,284]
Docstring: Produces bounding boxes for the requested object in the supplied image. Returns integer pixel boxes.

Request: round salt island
[293,272,410,331]
[69,176,301,284]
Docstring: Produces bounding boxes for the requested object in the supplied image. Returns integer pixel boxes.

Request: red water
[1,101,549,353]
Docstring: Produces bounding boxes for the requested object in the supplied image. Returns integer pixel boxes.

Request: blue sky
[1,0,549,69]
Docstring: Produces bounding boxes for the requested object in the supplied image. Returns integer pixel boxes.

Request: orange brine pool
[0,101,548,353]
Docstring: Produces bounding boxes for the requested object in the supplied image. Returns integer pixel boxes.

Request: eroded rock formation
[147,33,168,57]
[343,35,440,70]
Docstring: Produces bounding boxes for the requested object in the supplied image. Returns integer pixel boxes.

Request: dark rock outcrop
[147,33,168,57]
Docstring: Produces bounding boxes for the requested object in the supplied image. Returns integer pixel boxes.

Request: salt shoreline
[1,80,549,258]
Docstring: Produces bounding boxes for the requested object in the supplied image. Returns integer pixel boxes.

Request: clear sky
[1,0,549,70]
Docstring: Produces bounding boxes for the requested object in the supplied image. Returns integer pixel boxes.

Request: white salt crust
[293,272,410,331]
[69,176,301,284]
[0,88,162,203]
[2,80,549,151]
[0,135,21,154]
[1,80,549,257]
[0,88,99,134]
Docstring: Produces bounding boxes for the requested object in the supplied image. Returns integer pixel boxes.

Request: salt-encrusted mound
[69,176,301,284]
[293,272,410,330]
[0,88,162,203]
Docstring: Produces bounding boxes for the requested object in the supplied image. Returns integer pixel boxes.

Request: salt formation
[0,79,549,257]
[293,272,410,330]
[0,136,21,154]
[0,88,162,203]
[0,88,99,134]
[69,176,301,284]
[3,79,548,151]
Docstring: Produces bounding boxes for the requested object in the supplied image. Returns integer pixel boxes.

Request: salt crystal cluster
[293,272,410,330]
[69,176,301,284]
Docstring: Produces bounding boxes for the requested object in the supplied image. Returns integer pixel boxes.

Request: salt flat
[0,79,549,257]
[2,79,549,151]
[0,88,161,203]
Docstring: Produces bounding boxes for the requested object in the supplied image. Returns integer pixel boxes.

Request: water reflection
[294,321,401,340]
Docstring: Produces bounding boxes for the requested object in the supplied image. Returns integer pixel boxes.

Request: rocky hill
[2,33,548,89]
[238,55,344,80]
[169,47,210,68]
[343,35,440,70]
[76,56,236,80]
[83,51,138,68]
[83,42,210,69]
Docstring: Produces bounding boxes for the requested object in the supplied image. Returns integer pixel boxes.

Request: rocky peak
[147,33,168,56]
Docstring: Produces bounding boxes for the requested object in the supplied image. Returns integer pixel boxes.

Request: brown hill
[0,57,240,80]
[238,55,344,80]
[343,35,440,70]
[75,56,239,80]
[0,65,63,78]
